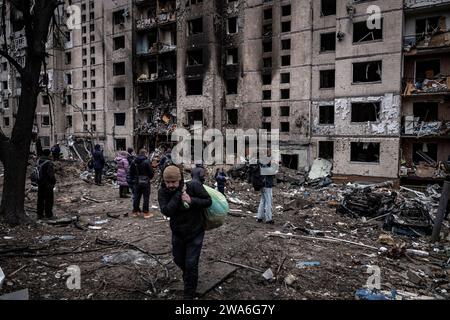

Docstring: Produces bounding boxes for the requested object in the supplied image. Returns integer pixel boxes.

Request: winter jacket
[159,153,172,171]
[129,155,154,186]
[215,172,226,187]
[158,180,212,240]
[38,156,56,188]
[115,151,129,186]
[191,164,205,183]
[92,149,105,170]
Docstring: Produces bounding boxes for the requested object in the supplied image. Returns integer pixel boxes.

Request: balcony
[403,76,450,97]
[136,18,157,31]
[404,0,450,11]
[404,31,450,55]
[136,42,176,57]
[402,117,450,137]
[135,12,175,31]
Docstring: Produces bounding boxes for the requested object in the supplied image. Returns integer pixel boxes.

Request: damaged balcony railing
[404,31,450,52]
[135,99,176,111]
[403,76,450,96]
[403,118,450,137]
[135,121,177,136]
[136,42,176,57]
[135,11,176,30]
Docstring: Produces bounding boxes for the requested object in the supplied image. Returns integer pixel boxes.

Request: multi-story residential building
[401,0,450,183]
[133,0,177,152]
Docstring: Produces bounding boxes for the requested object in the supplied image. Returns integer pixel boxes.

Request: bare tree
[0,0,61,225]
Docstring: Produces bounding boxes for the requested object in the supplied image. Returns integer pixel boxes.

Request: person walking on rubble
[36,149,57,220]
[92,144,105,185]
[252,152,277,225]
[51,143,61,161]
[115,150,130,198]
[191,160,206,184]
[215,168,227,195]
[129,149,155,218]
[158,165,212,300]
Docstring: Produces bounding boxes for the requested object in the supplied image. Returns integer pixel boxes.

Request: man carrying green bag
[202,185,229,230]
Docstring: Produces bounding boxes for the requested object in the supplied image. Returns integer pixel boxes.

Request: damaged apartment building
[0,0,135,158]
[401,0,450,183]
[176,0,404,177]
[0,0,449,181]
[134,0,177,151]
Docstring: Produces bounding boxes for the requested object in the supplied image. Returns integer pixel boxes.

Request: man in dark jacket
[37,149,57,220]
[191,161,206,184]
[215,168,227,195]
[158,165,212,300]
[51,143,61,161]
[92,144,105,185]
[129,149,154,218]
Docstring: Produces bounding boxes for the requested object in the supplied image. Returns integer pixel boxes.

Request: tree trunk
[0,0,59,225]
[0,142,30,225]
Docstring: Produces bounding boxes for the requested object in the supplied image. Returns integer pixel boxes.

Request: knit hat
[163,165,182,181]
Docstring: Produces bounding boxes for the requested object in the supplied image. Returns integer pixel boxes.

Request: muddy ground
[0,161,449,300]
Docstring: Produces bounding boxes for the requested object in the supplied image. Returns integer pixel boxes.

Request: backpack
[135,160,150,187]
[251,165,263,191]
[202,185,229,231]
[31,160,50,186]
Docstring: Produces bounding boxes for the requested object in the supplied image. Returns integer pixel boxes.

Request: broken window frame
[187,49,203,66]
[353,19,383,44]
[318,141,334,160]
[318,105,335,125]
[350,142,380,164]
[350,102,381,123]
[352,61,382,84]
[188,17,203,35]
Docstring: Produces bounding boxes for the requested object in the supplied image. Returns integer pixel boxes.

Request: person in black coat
[129,149,154,218]
[37,149,57,219]
[92,144,105,185]
[158,165,212,300]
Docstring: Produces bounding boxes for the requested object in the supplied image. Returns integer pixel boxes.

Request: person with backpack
[35,149,57,220]
[92,144,105,185]
[115,151,130,198]
[252,157,276,225]
[158,165,212,300]
[215,168,227,195]
[129,149,155,218]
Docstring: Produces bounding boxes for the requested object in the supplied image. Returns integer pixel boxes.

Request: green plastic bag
[203,185,229,231]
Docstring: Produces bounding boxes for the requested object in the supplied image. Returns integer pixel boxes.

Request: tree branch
[0,49,24,75]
